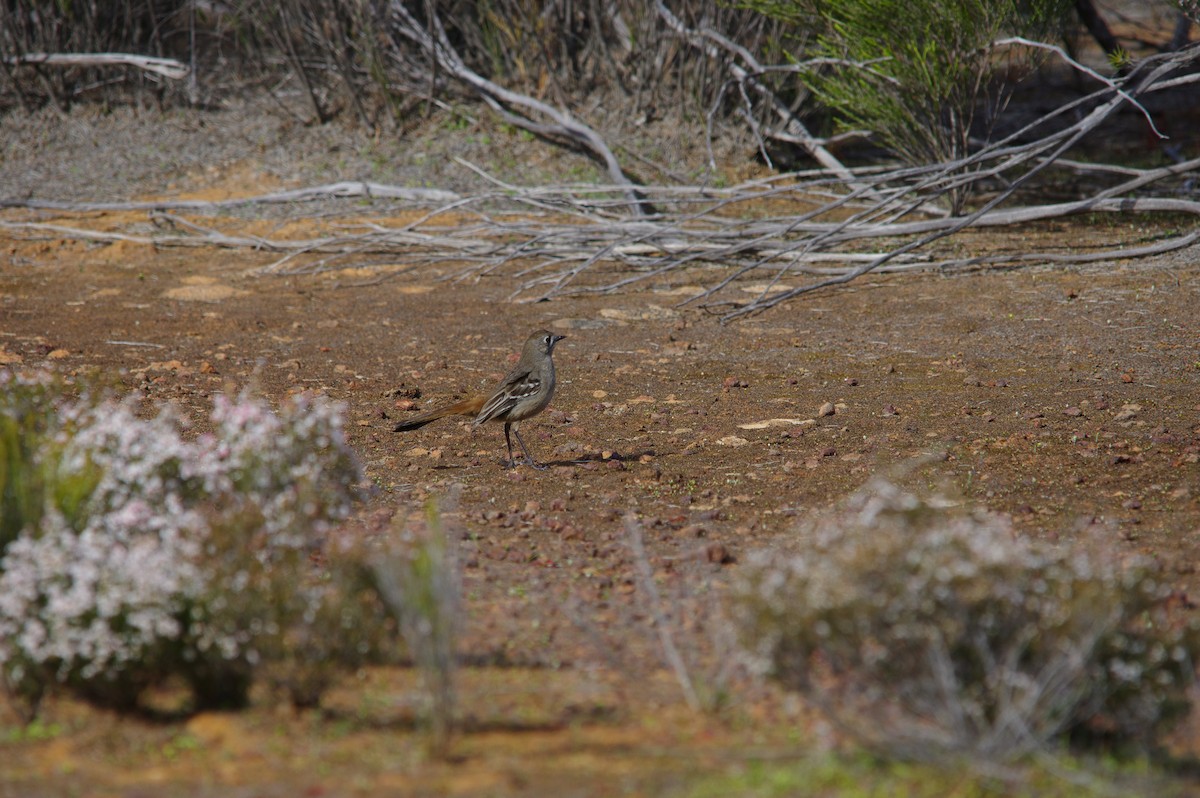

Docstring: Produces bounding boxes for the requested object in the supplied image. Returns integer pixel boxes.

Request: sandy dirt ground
[1,98,1199,795]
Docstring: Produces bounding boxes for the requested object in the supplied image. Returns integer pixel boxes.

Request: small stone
[704,543,735,565]
[1113,404,1141,422]
[818,402,835,417]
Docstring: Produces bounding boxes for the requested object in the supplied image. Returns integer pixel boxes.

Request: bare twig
[384,1,651,215]
[652,0,867,193]
[623,514,702,712]
[992,37,1165,139]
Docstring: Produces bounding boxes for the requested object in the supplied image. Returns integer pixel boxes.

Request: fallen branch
[3,52,189,80]
[0,182,459,212]
[992,37,1165,139]
[4,45,1197,319]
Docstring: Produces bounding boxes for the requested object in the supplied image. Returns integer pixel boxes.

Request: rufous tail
[393,395,486,432]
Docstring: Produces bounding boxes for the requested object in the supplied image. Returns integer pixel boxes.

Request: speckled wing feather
[474,370,541,424]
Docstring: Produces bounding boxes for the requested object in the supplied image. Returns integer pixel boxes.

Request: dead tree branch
[3,52,189,80]
[4,44,1197,320]
[383,1,650,215]
[652,0,865,191]
[0,182,459,213]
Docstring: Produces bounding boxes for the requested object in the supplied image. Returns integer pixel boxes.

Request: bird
[393,329,566,469]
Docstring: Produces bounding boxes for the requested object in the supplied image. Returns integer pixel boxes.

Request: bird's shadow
[427,449,658,471]
[544,448,658,468]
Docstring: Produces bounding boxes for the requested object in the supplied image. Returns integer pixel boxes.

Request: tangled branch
[4,46,1197,321]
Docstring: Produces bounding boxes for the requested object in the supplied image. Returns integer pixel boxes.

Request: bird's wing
[474,369,541,424]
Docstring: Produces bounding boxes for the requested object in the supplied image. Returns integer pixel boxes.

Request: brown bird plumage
[394,329,566,468]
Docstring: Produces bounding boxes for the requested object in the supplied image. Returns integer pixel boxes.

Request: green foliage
[734,480,1199,759]
[0,373,101,555]
[741,0,1071,211]
[685,750,1176,798]
[1107,46,1134,72]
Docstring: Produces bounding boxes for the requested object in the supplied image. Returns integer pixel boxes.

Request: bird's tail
[393,395,485,432]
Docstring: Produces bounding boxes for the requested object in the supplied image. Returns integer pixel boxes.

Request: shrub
[734,479,1199,759]
[0,377,394,717]
[742,0,1071,212]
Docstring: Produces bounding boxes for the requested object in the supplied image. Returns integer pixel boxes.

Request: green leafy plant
[1107,46,1134,73]
[734,479,1199,759]
[741,0,1071,212]
[0,371,96,556]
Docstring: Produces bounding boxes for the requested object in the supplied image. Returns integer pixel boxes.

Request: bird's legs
[504,423,547,470]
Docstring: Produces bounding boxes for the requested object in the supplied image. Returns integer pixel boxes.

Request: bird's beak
[551,334,566,346]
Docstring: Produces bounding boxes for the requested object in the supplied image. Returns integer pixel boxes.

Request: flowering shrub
[734,480,1200,759]
[0,375,389,717]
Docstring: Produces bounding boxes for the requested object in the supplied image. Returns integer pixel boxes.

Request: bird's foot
[502,455,547,470]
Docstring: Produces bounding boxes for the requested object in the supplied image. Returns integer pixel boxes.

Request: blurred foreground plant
[369,492,462,756]
[0,372,395,718]
[734,479,1199,759]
